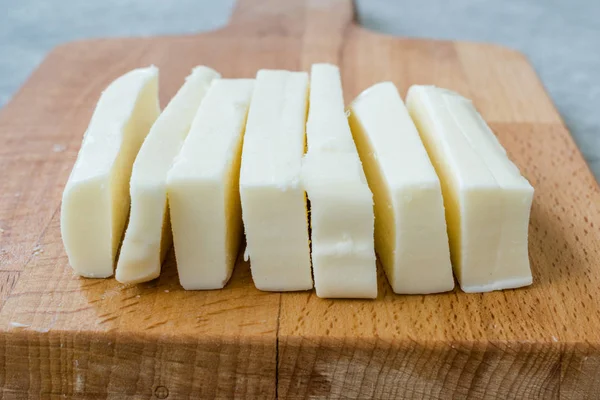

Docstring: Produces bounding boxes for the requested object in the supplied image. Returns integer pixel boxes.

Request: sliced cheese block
[115,66,220,285]
[167,79,254,290]
[303,64,377,298]
[406,85,534,293]
[348,82,454,294]
[61,66,160,278]
[240,70,312,291]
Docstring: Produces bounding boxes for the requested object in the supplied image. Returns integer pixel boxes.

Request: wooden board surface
[1,0,599,398]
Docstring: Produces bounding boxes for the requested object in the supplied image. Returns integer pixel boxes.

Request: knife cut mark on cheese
[303,64,377,299]
[348,82,454,294]
[406,85,534,293]
[168,79,254,290]
[115,66,220,285]
[240,70,313,292]
[61,66,160,278]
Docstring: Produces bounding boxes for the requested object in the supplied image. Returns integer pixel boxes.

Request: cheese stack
[61,66,159,278]
[116,66,220,285]
[61,65,534,297]
[348,82,454,294]
[406,85,534,293]
[303,64,377,299]
[239,70,313,291]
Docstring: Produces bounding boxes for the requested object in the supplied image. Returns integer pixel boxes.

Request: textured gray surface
[1,0,599,177]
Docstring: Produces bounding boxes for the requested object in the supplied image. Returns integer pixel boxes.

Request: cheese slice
[115,66,220,285]
[348,82,454,294]
[167,79,254,290]
[303,64,377,298]
[61,66,159,278]
[406,85,534,292]
[239,70,312,291]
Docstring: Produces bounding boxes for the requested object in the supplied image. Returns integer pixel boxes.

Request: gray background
[1,0,599,178]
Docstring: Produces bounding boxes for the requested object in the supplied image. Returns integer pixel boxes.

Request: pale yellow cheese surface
[168,79,254,290]
[348,82,454,294]
[302,152,377,298]
[115,66,220,285]
[303,64,377,299]
[61,66,159,278]
[239,70,312,292]
[406,85,534,292]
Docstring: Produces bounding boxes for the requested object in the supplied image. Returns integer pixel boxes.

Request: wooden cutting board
[1,0,599,398]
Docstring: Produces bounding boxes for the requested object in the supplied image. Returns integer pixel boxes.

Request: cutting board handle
[227,0,356,36]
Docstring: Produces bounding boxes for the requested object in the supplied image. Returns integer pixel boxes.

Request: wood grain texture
[1,0,599,398]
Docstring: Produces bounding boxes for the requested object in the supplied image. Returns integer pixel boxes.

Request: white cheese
[305,64,356,154]
[167,79,254,290]
[406,85,534,293]
[302,152,377,298]
[303,64,377,298]
[115,66,219,285]
[239,70,312,291]
[61,66,159,278]
[348,82,454,294]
